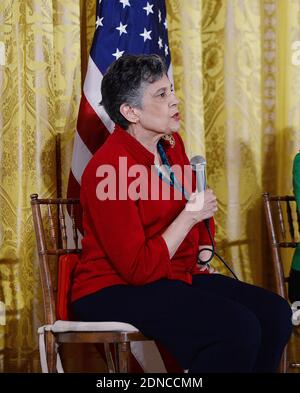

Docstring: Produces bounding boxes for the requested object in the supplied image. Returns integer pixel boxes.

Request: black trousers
[72,274,292,372]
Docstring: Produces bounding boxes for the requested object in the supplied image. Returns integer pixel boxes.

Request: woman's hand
[197,246,219,274]
[197,264,219,274]
[162,190,217,259]
[184,189,217,225]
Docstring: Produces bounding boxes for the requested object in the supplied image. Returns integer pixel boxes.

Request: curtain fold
[0,0,82,371]
[167,0,206,157]
[0,0,299,372]
[168,0,265,283]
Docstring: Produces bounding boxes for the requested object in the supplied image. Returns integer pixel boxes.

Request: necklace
[155,141,189,200]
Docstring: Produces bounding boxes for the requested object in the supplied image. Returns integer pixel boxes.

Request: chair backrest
[262,193,300,299]
[30,194,81,325]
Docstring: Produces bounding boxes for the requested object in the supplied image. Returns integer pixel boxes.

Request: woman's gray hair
[101,54,167,129]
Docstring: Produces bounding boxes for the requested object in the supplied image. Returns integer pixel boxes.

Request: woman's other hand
[184,189,217,225]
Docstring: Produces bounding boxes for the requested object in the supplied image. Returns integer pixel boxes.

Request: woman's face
[136,74,180,135]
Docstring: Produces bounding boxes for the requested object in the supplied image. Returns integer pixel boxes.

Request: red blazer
[71,126,215,302]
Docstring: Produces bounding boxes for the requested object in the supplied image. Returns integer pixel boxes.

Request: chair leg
[117,342,131,373]
[104,343,116,373]
[113,343,119,372]
[45,331,57,373]
[278,345,288,373]
[94,343,116,373]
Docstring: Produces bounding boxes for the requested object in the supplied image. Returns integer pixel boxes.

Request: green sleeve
[293,153,300,212]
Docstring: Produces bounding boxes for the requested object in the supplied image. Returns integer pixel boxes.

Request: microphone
[190,156,239,279]
[190,155,210,231]
[190,155,207,192]
[190,155,212,266]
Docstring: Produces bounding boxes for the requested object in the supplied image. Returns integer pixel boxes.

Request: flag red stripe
[77,94,111,155]
[67,170,81,197]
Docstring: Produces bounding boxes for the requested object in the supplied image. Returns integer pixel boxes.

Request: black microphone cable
[189,155,238,280]
[198,219,239,280]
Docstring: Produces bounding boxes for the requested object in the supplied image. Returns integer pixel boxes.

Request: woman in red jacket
[71,54,292,372]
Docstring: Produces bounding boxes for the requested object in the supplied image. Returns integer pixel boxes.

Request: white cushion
[37,322,167,373]
[38,320,140,334]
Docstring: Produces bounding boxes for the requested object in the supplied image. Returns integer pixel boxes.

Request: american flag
[67,0,173,211]
[67,0,180,373]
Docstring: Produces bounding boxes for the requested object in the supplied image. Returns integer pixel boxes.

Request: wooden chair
[30,193,151,373]
[262,193,300,372]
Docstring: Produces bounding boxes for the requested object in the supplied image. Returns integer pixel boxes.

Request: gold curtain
[0,0,299,372]
[0,0,83,371]
[168,0,300,284]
